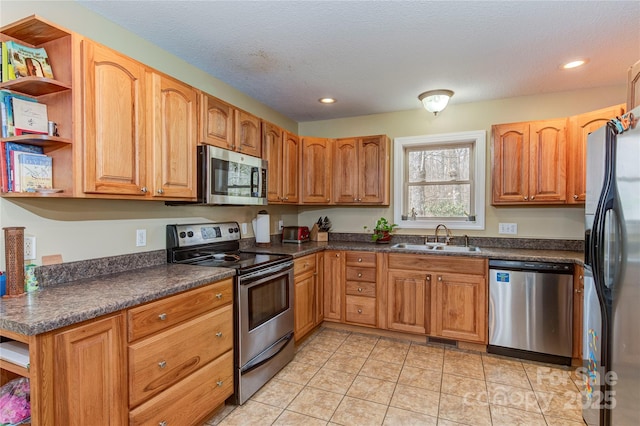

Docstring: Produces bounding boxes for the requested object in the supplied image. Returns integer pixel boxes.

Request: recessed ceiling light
[318,97,336,104]
[561,59,589,69]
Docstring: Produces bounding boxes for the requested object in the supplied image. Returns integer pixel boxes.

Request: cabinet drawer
[345,295,376,326]
[345,281,376,297]
[294,254,316,276]
[129,304,233,407]
[346,266,376,282]
[129,350,233,426]
[128,278,232,342]
[346,252,376,267]
[387,254,487,275]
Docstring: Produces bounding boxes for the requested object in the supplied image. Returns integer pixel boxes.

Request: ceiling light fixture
[318,97,336,104]
[418,89,454,116]
[561,59,589,69]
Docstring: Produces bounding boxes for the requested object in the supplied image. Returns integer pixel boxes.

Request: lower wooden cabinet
[294,253,323,341]
[386,270,430,334]
[53,313,128,426]
[323,250,345,321]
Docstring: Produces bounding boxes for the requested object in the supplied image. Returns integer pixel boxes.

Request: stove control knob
[179,232,186,238]
[187,231,194,237]
[234,227,239,233]
[228,228,233,233]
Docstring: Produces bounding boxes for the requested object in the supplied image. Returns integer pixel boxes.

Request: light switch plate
[136,229,147,247]
[498,223,517,235]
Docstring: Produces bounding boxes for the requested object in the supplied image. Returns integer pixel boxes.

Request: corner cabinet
[262,121,300,204]
[83,39,197,199]
[492,119,567,205]
[301,137,333,204]
[0,16,75,197]
[567,104,625,204]
[333,135,390,205]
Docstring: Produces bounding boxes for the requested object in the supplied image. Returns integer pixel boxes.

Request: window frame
[393,130,486,230]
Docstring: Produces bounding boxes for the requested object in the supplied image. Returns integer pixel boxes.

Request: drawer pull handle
[216,332,223,337]
[357,273,362,278]
[217,380,224,387]
[158,360,167,369]
[216,293,223,299]
[358,287,363,292]
[358,309,362,314]
[158,313,167,321]
[159,421,167,426]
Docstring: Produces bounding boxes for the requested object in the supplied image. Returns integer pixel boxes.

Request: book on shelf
[3,40,54,79]
[1,42,17,82]
[12,97,48,135]
[2,142,44,192]
[12,151,52,192]
[0,89,40,137]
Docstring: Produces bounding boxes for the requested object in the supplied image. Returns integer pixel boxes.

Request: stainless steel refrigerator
[583,107,640,426]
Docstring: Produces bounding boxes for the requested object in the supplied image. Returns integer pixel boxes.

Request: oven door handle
[240,331,294,374]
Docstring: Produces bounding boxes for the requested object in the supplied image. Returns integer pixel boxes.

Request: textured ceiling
[76,1,640,122]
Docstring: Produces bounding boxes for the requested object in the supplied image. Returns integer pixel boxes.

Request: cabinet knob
[573,194,578,200]
[579,275,583,281]
[353,198,357,201]
[523,196,528,201]
[158,360,167,369]
[157,188,164,194]
[358,258,362,262]
[217,380,224,387]
[358,309,362,314]
[159,422,167,426]
[140,187,148,193]
[426,275,431,281]
[336,253,340,258]
[531,196,535,200]
[575,289,583,293]
[158,313,167,321]
[358,198,362,202]
[284,197,289,201]
[216,332,223,337]
[358,287,363,292]
[216,293,223,299]
[357,273,362,278]
[326,198,330,202]
[438,276,442,282]
[304,262,309,268]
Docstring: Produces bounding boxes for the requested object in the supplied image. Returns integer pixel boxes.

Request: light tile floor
[203,327,585,426]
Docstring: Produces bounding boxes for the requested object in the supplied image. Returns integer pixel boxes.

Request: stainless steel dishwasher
[488,259,574,365]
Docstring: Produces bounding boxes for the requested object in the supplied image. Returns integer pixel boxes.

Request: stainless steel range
[166,222,295,405]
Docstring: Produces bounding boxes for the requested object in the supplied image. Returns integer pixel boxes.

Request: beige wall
[297,86,626,239]
[0,2,626,269]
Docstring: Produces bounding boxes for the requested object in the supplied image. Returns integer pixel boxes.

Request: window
[394,130,486,230]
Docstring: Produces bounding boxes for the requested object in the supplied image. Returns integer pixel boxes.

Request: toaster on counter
[282,226,310,243]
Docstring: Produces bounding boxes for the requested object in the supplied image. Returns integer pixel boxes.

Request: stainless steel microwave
[195,145,267,205]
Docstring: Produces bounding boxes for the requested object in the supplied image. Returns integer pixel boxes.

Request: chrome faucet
[434,224,453,244]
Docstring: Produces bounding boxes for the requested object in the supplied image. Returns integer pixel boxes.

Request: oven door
[237,262,294,368]
[202,145,268,205]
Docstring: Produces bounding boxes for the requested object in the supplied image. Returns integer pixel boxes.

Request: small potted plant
[364,217,398,243]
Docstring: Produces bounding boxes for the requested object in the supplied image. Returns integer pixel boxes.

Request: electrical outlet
[241,223,248,235]
[498,223,518,235]
[136,229,146,247]
[278,220,284,231]
[24,236,36,260]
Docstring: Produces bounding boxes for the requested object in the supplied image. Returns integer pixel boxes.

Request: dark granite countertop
[244,241,584,264]
[0,264,235,336]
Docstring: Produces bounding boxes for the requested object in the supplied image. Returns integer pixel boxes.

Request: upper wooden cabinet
[333,135,390,205]
[262,121,300,204]
[301,136,333,204]
[198,93,262,158]
[492,118,568,205]
[146,72,197,199]
[628,59,640,111]
[567,104,625,204]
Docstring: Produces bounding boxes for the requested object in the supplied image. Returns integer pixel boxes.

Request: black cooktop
[189,251,292,274]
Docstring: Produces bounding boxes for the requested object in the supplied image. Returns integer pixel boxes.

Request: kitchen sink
[390,243,481,253]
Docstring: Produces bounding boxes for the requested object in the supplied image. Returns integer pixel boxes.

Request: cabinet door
[282,132,301,203]
[432,273,486,343]
[323,250,344,321]
[54,313,127,426]
[315,252,325,325]
[302,137,333,204]
[262,121,284,203]
[82,40,147,196]
[528,118,567,203]
[235,109,261,157]
[200,93,234,150]
[572,265,584,360]
[147,72,197,199]
[387,270,429,334]
[333,138,359,203]
[359,136,389,204]
[491,123,529,204]
[628,59,640,111]
[294,269,316,341]
[567,104,625,204]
